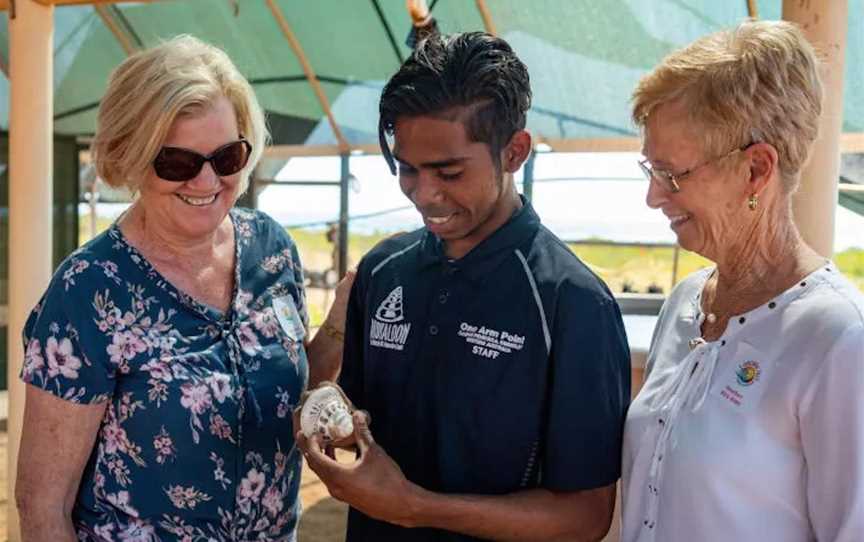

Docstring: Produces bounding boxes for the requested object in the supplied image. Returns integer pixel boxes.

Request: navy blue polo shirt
[339,199,631,542]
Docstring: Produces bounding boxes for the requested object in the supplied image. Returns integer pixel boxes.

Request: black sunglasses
[153,138,252,182]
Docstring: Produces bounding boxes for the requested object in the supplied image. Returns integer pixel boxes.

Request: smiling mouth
[177,193,219,206]
[668,213,691,228]
[426,214,455,225]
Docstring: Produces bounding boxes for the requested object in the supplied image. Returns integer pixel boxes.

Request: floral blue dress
[22,208,309,541]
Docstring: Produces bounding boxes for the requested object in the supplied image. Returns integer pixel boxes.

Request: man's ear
[501,130,532,173]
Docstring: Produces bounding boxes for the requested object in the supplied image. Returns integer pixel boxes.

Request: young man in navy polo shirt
[299,31,631,541]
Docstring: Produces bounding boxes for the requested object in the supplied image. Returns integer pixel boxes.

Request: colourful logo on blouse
[736,360,761,386]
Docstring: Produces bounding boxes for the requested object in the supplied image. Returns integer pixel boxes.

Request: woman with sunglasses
[620,20,864,542]
[16,36,351,541]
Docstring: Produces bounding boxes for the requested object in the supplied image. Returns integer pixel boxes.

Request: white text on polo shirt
[458,322,525,359]
[370,320,412,351]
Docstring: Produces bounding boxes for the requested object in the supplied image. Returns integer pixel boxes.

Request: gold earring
[748,194,758,211]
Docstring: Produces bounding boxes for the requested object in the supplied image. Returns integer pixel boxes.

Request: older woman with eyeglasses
[621,20,863,542]
[15,36,352,541]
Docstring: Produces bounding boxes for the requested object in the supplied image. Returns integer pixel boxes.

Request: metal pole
[339,154,350,278]
[523,150,536,202]
[671,245,680,291]
[8,2,54,539]
[783,0,848,257]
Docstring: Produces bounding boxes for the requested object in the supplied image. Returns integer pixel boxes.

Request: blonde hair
[92,35,267,194]
[632,20,822,192]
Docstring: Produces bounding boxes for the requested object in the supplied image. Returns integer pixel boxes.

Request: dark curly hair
[379,31,532,175]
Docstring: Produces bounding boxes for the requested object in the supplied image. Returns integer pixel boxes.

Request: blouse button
[738,317,746,324]
[768,302,776,309]
[429,325,439,336]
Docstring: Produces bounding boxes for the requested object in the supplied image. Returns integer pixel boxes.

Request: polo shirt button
[438,291,449,304]
[446,267,457,276]
[429,325,439,335]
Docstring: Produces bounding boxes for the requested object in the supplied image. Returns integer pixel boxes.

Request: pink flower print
[251,308,280,338]
[234,290,253,315]
[93,523,116,540]
[262,486,284,517]
[239,468,266,500]
[122,311,136,327]
[236,322,261,357]
[208,414,233,441]
[105,307,122,327]
[141,359,173,383]
[23,338,44,376]
[107,330,147,365]
[180,382,213,415]
[153,428,175,465]
[106,490,139,517]
[98,320,110,333]
[207,373,232,403]
[102,418,129,455]
[117,518,156,542]
[45,337,82,379]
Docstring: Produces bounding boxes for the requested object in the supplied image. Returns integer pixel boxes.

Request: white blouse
[622,263,864,542]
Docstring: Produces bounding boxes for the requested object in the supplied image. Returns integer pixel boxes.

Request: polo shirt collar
[417,196,541,281]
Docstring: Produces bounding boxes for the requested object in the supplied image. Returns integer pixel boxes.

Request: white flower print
[206,373,232,403]
[106,490,140,517]
[45,336,82,379]
[236,322,261,357]
[23,338,44,378]
[116,518,156,542]
[93,522,116,540]
[239,468,266,501]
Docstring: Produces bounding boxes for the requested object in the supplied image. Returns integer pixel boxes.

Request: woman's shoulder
[47,226,128,297]
[232,207,297,250]
[793,265,864,335]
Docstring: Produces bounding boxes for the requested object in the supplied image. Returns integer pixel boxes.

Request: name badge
[713,341,771,413]
[272,295,306,342]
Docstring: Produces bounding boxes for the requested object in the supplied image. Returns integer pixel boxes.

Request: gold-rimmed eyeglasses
[638,142,754,193]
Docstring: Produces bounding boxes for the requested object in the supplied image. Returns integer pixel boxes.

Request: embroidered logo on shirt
[370,286,412,351]
[375,286,404,323]
[735,360,760,386]
[458,322,525,359]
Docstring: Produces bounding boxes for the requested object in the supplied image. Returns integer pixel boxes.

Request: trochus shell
[299,385,354,441]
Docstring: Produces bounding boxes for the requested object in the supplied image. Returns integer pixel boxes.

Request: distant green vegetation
[78,215,863,302]
[287,226,864,296]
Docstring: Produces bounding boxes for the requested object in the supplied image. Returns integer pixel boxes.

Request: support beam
[746,0,758,18]
[475,0,497,36]
[8,2,54,540]
[94,3,137,55]
[265,0,350,153]
[0,0,153,9]
[338,154,350,278]
[783,0,848,257]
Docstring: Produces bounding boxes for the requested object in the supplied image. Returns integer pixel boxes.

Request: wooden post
[7,1,54,539]
[783,0,848,257]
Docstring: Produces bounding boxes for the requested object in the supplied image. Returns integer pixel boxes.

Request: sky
[254,152,864,252]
